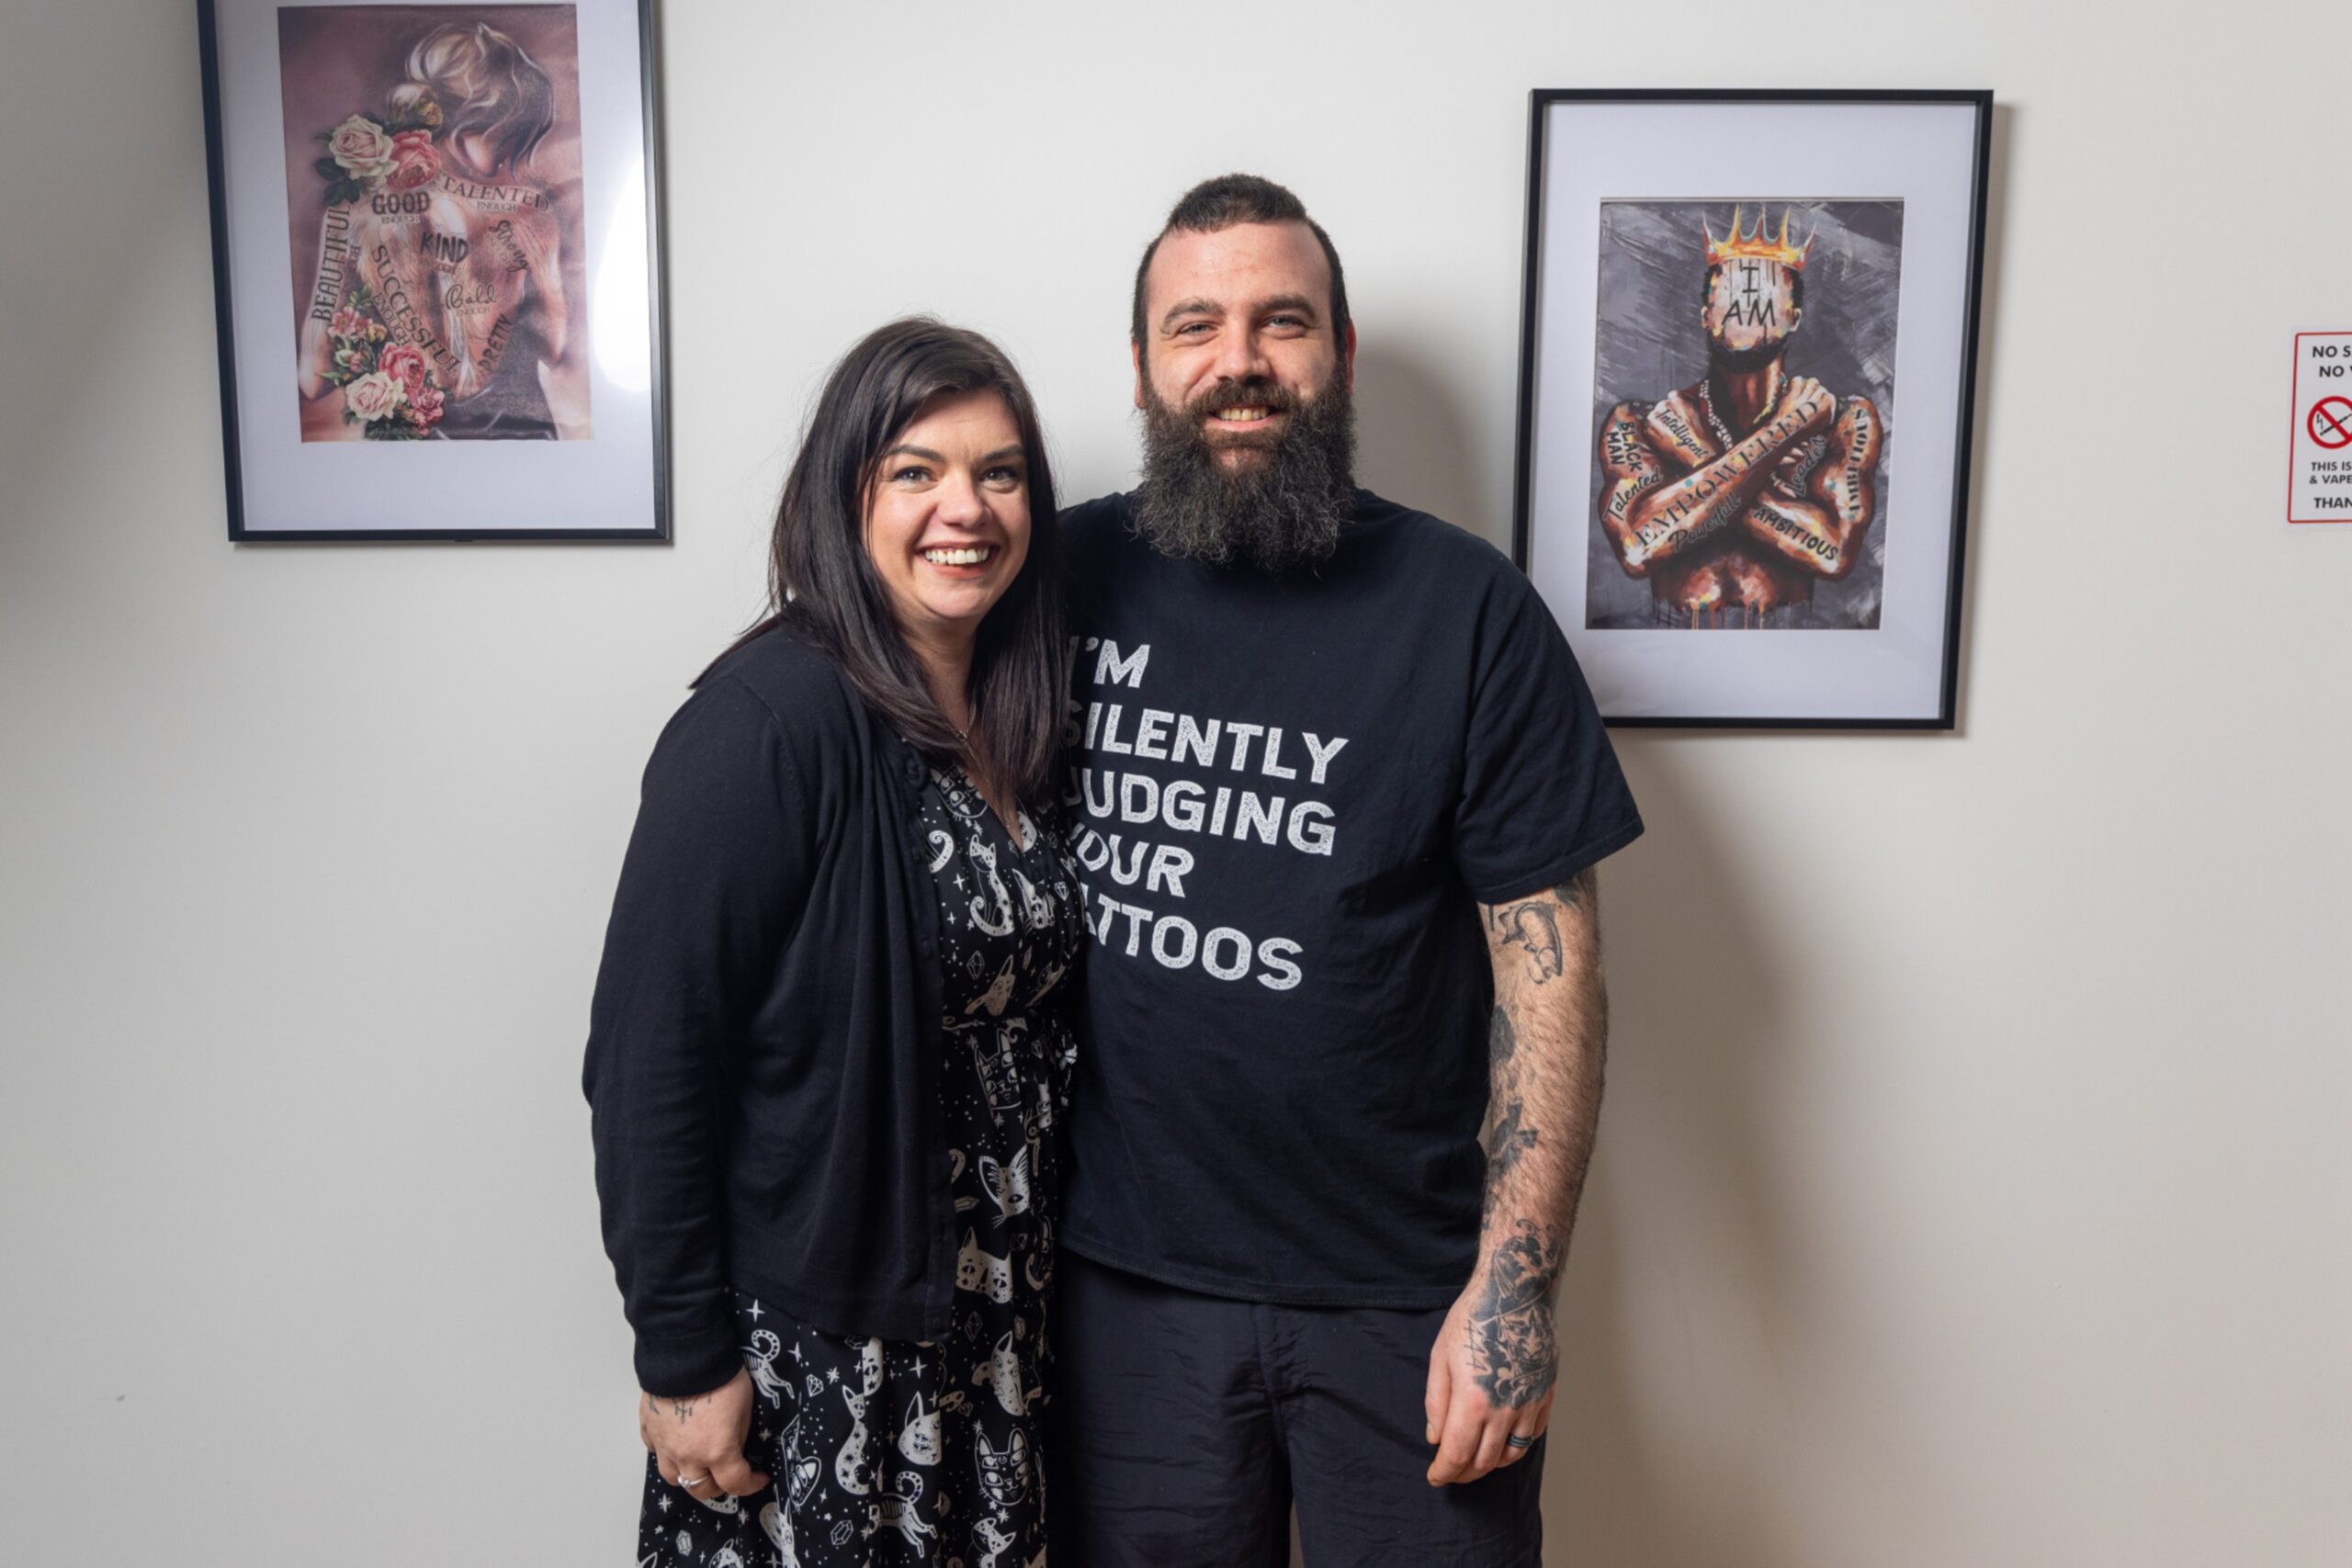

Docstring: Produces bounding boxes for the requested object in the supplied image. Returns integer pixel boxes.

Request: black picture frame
[197,0,672,542]
[1509,89,1993,729]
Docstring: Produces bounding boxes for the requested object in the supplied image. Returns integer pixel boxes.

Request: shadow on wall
[1351,342,1481,536]
[1537,745,1803,1567]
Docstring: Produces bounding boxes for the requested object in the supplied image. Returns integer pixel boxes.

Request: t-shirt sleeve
[1453,567,1643,904]
[581,675,813,1397]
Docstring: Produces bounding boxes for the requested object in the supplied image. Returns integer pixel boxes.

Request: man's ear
[1131,337,1146,412]
[1340,321,1358,393]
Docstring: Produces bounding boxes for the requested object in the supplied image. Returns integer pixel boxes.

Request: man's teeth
[1216,407,1272,422]
[922,546,993,566]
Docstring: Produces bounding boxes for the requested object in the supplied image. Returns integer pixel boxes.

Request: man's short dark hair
[1130,175,1351,358]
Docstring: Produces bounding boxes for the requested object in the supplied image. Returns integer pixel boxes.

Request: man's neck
[1709,358,1787,433]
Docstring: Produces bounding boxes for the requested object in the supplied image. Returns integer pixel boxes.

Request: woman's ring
[678,1473,710,1487]
[1505,1434,1535,1450]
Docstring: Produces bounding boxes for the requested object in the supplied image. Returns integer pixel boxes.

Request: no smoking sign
[2289,332,2352,523]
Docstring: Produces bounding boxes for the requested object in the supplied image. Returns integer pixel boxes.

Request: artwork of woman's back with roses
[278,6,591,442]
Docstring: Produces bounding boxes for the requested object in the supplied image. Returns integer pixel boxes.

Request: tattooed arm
[1425,867,1608,1484]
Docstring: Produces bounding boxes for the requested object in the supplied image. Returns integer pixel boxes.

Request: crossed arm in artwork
[1423,867,1609,1485]
[1598,382,1884,580]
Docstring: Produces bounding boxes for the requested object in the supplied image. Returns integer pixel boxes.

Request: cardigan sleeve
[582,675,813,1397]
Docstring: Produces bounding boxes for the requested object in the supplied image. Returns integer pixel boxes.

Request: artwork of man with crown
[1594,203,1887,626]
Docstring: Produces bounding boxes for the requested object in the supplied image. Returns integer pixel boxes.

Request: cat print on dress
[964,955,1019,1018]
[834,1337,883,1496]
[978,1144,1033,1225]
[970,1018,1026,1113]
[945,1143,979,1213]
[898,1391,942,1467]
[744,1326,790,1404]
[975,1426,1032,1511]
[973,1523,1048,1568]
[967,839,1016,937]
[875,1469,937,1552]
[1027,954,1069,1010]
[757,1500,799,1568]
[972,1328,1028,1416]
[956,1230,1013,1304]
[779,1409,821,1509]
[1012,867,1055,930]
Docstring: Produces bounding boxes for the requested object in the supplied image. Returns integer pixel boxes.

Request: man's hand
[1774,374,1837,437]
[1425,1220,1561,1484]
[639,1367,767,1501]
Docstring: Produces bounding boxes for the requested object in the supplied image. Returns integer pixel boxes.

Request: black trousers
[1046,1253,1544,1567]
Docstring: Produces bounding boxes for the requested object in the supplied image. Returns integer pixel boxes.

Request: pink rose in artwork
[405,384,447,429]
[328,306,369,339]
[344,369,406,423]
[386,130,440,192]
[326,115,395,182]
[379,344,429,396]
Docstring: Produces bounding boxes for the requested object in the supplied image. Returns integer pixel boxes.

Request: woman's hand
[639,1368,768,1501]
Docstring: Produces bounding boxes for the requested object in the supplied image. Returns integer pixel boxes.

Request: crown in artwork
[1702,205,1813,272]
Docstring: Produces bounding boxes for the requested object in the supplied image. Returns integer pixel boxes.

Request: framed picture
[1510,90,1992,728]
[198,0,669,540]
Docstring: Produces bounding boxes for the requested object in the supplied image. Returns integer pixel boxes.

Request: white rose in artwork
[343,369,406,423]
[326,115,395,181]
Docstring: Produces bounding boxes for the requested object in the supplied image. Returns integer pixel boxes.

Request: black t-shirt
[1058,489,1644,1306]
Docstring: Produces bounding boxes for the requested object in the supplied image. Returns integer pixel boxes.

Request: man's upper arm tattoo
[1487,898,1563,983]
[1486,867,1598,986]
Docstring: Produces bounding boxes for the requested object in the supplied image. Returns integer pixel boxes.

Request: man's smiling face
[1134,220,1354,466]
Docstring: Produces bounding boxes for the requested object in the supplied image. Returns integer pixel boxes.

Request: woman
[583,320,1079,1567]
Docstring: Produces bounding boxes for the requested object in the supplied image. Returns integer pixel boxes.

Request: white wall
[3,2,2345,1563]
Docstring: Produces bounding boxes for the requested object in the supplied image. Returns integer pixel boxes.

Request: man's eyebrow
[1158,298,1223,333]
[1158,293,1323,333]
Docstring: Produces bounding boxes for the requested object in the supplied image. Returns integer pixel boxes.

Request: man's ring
[1505,1434,1535,1450]
[678,1473,710,1487]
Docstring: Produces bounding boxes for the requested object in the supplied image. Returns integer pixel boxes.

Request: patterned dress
[639,761,1080,1568]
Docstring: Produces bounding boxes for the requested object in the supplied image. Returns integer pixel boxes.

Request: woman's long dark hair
[705,319,1068,807]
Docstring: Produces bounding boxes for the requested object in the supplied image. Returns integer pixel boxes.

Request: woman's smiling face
[862,389,1032,652]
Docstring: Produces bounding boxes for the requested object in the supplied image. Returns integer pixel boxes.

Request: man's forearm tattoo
[1466,1218,1561,1407]
[1487,1006,1517,1066]
[1488,899,1563,982]
[1479,1093,1538,1206]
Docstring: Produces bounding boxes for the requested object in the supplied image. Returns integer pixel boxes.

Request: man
[1596,206,1884,626]
[1048,175,1643,1565]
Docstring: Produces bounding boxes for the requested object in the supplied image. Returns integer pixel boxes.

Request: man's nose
[1212,327,1268,386]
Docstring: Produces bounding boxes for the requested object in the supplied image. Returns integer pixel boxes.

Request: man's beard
[1708,336,1790,376]
[1133,372,1358,572]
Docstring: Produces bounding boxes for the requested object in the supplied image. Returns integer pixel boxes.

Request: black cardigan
[582,627,953,1397]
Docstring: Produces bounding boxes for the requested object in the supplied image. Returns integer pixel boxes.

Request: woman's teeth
[922,546,993,566]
